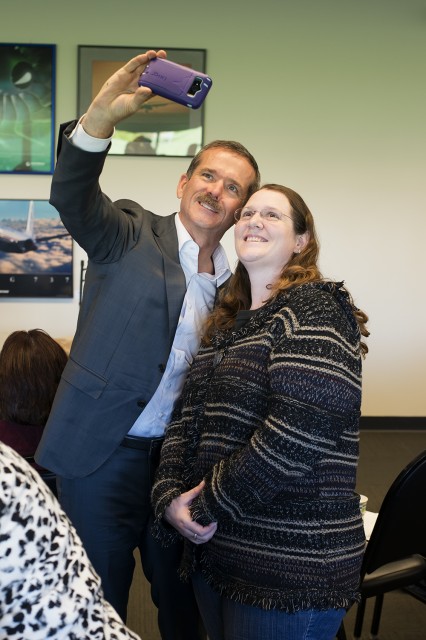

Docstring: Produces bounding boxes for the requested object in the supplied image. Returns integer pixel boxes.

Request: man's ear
[176,173,189,198]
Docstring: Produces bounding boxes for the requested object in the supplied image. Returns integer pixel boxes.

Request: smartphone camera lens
[188,77,203,96]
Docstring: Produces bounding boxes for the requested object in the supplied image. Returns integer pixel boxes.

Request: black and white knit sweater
[152,281,366,612]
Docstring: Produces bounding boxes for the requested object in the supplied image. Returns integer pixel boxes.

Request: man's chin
[197,203,219,217]
[195,210,223,226]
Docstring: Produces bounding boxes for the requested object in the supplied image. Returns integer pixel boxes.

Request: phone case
[138,58,212,109]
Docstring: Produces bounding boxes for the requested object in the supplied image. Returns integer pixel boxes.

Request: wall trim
[360,416,426,430]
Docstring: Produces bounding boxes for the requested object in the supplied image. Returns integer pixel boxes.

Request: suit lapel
[153,214,186,348]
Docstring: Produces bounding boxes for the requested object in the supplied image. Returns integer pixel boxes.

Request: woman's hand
[164,480,217,544]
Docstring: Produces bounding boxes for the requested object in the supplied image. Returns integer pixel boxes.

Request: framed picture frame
[0,43,56,174]
[78,46,208,157]
[0,199,73,298]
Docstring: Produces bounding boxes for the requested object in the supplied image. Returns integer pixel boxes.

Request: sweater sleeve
[151,394,201,542]
[190,289,362,525]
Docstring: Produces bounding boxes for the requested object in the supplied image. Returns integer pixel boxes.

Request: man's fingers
[124,50,167,74]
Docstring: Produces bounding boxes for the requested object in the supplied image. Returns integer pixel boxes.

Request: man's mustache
[198,196,224,214]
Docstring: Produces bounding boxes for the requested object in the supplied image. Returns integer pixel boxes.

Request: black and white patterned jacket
[0,443,140,640]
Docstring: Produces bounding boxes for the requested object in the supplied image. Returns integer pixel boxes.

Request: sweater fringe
[151,517,181,547]
[182,563,360,613]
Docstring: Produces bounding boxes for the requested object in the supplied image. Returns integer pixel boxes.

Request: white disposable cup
[359,494,368,518]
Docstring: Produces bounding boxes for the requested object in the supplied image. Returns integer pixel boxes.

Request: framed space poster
[0,43,56,174]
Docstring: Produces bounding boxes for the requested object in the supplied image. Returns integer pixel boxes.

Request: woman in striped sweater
[152,184,369,640]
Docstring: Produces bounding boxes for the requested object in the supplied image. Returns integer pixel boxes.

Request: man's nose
[206,180,223,198]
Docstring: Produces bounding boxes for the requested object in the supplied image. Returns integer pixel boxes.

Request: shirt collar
[175,211,193,251]
[174,213,230,285]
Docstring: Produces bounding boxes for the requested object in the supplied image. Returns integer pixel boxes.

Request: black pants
[57,439,204,640]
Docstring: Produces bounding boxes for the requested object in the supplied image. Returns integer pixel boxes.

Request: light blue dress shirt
[128,215,230,436]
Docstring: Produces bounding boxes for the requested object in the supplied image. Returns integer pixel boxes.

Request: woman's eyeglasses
[234,208,293,223]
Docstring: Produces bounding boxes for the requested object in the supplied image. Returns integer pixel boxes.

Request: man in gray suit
[36,49,260,639]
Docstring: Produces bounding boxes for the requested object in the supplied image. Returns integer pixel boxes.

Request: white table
[364,511,378,540]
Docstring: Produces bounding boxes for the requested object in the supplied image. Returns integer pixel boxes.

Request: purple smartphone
[138,57,212,109]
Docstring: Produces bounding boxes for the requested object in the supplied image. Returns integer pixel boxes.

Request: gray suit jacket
[35,122,186,478]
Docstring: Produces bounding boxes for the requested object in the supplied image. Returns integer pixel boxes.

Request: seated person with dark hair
[0,329,68,479]
[0,441,141,639]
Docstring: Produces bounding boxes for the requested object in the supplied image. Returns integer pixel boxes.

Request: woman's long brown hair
[203,184,369,356]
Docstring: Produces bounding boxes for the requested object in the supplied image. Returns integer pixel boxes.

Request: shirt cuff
[69,116,113,152]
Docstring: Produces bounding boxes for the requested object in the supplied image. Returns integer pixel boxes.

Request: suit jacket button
[137,400,147,408]
[158,363,166,373]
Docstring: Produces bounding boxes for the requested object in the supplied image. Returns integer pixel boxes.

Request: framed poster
[78,46,208,157]
[0,43,56,174]
[0,199,73,298]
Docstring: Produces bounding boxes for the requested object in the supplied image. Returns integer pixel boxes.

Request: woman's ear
[295,231,309,253]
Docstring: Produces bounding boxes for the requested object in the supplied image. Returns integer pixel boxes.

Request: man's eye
[202,172,213,179]
[241,210,253,218]
[228,184,239,194]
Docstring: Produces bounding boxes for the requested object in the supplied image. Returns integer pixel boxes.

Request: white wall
[1,0,425,416]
